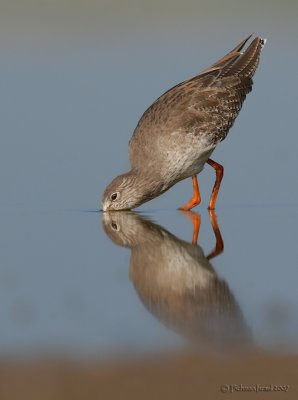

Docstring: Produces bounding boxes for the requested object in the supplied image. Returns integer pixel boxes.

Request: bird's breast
[160,132,216,182]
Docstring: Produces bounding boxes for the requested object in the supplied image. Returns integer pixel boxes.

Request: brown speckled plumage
[102,35,266,211]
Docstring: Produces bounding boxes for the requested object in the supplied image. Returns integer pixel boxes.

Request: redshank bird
[102,34,266,211]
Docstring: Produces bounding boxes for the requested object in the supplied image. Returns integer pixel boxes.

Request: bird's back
[129,35,266,164]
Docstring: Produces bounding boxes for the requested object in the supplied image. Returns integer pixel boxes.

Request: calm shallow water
[0,205,298,357]
[0,0,298,359]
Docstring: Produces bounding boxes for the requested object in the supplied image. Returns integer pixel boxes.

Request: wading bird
[102,35,266,211]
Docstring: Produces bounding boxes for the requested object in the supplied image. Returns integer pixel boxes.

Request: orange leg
[207,158,224,210]
[207,210,224,260]
[179,176,201,211]
[180,211,201,244]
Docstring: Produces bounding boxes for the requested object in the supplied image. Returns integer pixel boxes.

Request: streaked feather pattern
[131,35,265,149]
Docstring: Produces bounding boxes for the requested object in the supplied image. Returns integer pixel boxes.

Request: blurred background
[0,0,298,398]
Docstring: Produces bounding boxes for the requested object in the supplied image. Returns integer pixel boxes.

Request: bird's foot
[178,198,201,211]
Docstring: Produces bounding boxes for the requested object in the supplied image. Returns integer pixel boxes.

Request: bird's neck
[129,168,166,204]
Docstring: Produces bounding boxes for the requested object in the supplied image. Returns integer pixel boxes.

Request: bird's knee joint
[216,164,224,175]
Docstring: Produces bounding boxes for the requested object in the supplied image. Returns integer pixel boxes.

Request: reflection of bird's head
[101,211,166,248]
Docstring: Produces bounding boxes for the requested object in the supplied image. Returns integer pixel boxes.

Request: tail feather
[201,35,266,80]
[208,34,253,71]
[221,37,266,78]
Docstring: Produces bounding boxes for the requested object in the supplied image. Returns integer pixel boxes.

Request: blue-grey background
[0,0,297,357]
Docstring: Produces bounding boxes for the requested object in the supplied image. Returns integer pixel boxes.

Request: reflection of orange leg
[179,176,201,211]
[207,210,224,260]
[180,211,201,244]
[207,159,224,210]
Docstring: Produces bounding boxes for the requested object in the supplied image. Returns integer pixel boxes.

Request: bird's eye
[111,221,119,231]
[110,192,119,202]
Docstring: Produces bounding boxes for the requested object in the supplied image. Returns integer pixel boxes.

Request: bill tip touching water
[102,34,266,212]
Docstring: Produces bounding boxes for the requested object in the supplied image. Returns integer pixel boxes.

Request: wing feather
[131,35,265,146]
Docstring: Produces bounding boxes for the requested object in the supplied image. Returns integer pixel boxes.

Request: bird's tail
[203,34,266,79]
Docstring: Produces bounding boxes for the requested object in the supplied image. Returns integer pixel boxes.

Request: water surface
[0,0,298,359]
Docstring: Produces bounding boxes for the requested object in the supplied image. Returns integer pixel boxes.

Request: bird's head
[102,171,153,211]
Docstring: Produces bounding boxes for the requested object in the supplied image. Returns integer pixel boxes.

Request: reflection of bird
[102,212,251,351]
[102,35,266,212]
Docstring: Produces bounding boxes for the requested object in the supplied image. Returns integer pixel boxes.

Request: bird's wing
[180,75,253,143]
[131,36,265,142]
[179,36,265,142]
